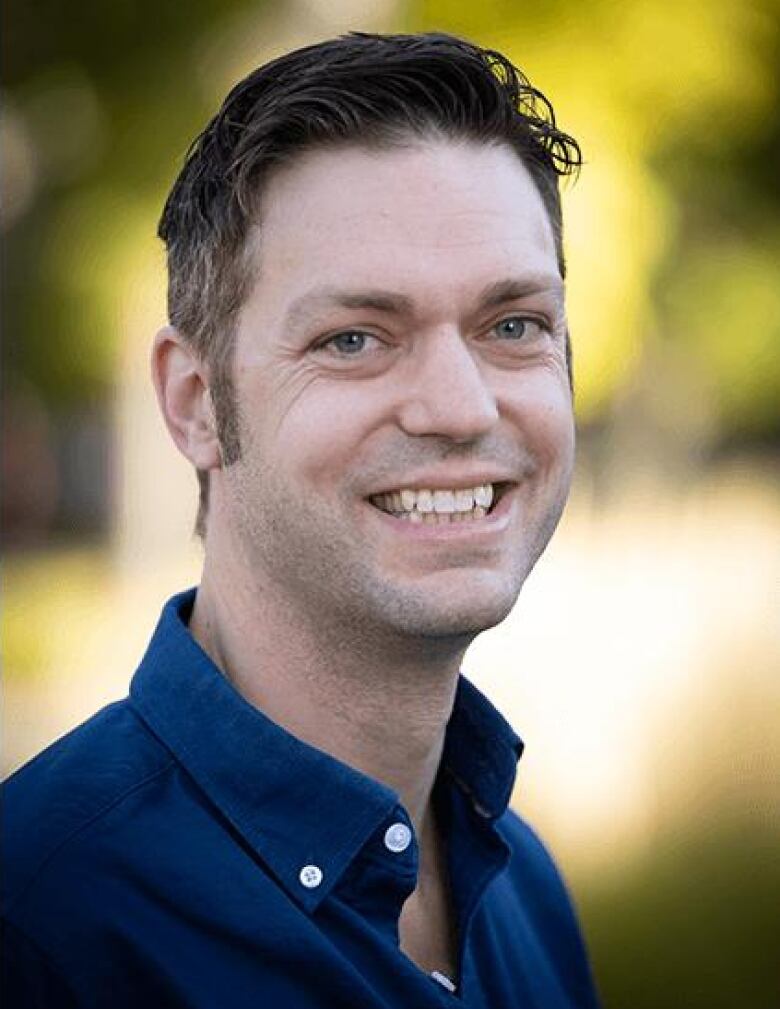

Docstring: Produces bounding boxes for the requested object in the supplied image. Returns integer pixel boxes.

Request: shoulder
[497,808,572,891]
[493,808,601,1007]
[494,806,582,926]
[2,700,175,919]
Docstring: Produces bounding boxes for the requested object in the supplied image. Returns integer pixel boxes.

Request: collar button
[384,822,412,853]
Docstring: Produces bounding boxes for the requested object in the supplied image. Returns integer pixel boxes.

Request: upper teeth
[372,484,494,514]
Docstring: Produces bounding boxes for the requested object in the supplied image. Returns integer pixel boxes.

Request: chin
[423,601,516,639]
[384,576,522,641]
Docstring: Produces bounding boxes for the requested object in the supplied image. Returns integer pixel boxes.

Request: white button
[431,970,457,992]
[299,864,323,888]
[384,822,412,853]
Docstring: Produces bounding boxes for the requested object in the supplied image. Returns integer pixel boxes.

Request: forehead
[242,140,559,323]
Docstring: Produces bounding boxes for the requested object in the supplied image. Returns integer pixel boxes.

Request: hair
[158,32,582,537]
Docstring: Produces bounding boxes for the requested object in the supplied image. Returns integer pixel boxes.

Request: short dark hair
[158,31,582,536]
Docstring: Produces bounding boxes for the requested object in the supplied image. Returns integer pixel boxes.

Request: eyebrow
[477,275,565,310]
[284,288,415,328]
[284,275,564,328]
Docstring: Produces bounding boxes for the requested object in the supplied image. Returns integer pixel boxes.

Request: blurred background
[2,0,779,1005]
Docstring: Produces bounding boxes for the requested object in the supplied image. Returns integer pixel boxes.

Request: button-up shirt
[2,590,600,1008]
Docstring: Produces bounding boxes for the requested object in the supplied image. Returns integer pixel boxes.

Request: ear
[151,326,221,472]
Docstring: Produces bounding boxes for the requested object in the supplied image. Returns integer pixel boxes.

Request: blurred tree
[1,0,266,539]
[2,0,265,406]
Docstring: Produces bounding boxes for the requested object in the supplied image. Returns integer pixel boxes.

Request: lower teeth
[393,507,487,523]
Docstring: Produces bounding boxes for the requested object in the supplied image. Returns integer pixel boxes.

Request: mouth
[367,482,513,525]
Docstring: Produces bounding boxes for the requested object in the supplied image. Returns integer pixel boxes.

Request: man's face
[216,140,574,644]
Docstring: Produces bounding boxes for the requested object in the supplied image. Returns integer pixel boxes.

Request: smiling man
[2,33,600,1009]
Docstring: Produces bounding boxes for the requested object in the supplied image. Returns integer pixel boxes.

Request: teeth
[372,482,498,519]
[433,490,456,514]
[454,489,474,512]
[474,484,493,509]
[415,489,434,513]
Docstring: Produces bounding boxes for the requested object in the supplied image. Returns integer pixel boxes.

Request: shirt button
[384,822,412,853]
[299,864,323,889]
[431,970,457,993]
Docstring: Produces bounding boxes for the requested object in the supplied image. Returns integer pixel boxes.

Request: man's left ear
[151,325,221,472]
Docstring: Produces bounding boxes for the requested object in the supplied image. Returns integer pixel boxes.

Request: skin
[153,139,575,976]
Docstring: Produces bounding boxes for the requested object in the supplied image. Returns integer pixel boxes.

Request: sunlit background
[3,1,779,1005]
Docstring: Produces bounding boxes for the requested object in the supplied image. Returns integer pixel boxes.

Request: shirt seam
[6,758,177,918]
[443,765,497,819]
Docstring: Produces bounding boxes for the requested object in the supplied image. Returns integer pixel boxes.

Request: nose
[397,328,499,442]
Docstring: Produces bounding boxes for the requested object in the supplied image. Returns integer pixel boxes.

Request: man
[2,32,600,1008]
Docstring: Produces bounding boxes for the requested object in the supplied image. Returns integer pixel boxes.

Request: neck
[189,558,468,832]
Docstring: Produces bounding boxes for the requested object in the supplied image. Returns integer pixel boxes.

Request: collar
[130,589,523,912]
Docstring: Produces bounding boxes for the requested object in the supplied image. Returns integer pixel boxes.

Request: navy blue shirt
[2,590,600,1008]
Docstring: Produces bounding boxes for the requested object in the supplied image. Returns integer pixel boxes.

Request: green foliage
[2,0,266,406]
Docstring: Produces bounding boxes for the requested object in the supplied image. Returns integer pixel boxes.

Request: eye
[493,316,541,341]
[318,330,378,356]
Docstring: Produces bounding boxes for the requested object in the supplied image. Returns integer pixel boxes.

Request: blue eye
[325,331,371,354]
[494,317,530,340]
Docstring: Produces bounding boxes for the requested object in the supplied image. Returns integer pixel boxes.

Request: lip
[366,471,516,495]
[366,483,517,540]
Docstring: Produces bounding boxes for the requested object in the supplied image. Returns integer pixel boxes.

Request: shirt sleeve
[2,918,80,1009]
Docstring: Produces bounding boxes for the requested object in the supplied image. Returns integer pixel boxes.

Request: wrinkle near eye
[241,359,329,442]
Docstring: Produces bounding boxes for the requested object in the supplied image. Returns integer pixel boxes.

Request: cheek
[501,371,575,470]
[269,381,387,485]
[238,362,357,457]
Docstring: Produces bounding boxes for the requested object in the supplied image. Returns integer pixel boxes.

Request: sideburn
[210,363,242,466]
[193,362,241,539]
